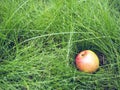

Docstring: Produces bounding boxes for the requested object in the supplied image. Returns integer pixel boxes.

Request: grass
[0,0,120,89]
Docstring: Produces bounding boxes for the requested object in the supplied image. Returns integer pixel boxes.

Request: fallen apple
[75,50,99,73]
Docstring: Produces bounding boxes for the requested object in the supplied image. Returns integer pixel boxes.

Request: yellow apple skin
[75,50,99,73]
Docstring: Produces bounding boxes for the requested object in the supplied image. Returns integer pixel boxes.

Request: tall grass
[0,0,120,89]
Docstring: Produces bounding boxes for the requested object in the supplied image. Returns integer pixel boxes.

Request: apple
[75,50,99,73]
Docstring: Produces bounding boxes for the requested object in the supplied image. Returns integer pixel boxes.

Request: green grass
[0,0,120,89]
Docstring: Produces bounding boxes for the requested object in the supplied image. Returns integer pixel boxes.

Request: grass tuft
[0,0,120,89]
